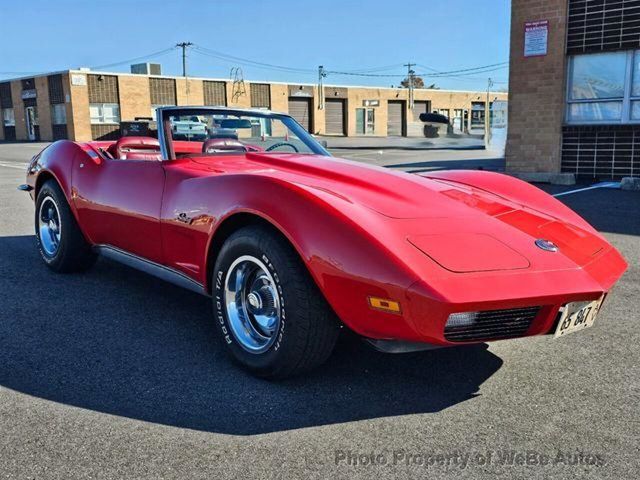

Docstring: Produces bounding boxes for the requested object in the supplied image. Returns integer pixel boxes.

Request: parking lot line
[0,162,28,170]
[553,182,621,198]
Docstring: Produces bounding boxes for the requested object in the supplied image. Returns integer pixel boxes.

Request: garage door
[388,101,405,136]
[413,101,430,119]
[288,98,312,131]
[325,99,346,135]
[408,100,431,136]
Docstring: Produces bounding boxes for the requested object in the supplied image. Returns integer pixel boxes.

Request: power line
[89,47,177,70]
[192,45,316,74]
[416,62,509,76]
[325,63,509,79]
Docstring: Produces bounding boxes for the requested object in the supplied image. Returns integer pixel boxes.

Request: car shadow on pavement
[0,235,503,436]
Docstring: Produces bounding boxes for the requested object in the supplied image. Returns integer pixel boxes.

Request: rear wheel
[35,180,96,272]
[213,225,340,379]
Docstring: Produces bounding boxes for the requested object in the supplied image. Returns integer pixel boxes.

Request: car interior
[93,112,319,161]
[105,136,162,161]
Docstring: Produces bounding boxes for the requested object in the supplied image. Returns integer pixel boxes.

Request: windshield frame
[157,106,331,160]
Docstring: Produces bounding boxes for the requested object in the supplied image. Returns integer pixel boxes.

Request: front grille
[444,306,541,342]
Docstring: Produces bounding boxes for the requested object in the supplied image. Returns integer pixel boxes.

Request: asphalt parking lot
[0,142,638,479]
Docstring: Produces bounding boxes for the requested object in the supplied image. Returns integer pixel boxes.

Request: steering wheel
[265,142,299,153]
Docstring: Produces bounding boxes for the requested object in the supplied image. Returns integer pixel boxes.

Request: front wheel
[35,180,96,272]
[213,225,340,379]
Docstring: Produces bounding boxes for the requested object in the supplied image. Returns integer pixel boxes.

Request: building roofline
[67,69,506,95]
[2,68,507,96]
[0,70,69,83]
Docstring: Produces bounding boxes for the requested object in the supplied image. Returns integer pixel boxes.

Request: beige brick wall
[35,76,53,141]
[61,73,75,140]
[176,78,204,106]
[67,73,92,142]
[310,86,324,135]
[227,80,251,108]
[506,0,568,173]
[10,81,26,140]
[3,69,507,141]
[270,84,289,114]
[118,75,151,120]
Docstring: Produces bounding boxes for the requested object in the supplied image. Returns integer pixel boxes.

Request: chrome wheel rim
[38,196,62,257]
[224,255,281,353]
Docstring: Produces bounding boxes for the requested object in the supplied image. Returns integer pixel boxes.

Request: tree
[400,75,425,89]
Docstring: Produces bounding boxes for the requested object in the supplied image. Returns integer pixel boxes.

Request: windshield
[165,109,330,158]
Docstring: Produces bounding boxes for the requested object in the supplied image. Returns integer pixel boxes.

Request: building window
[89,103,120,124]
[149,78,176,106]
[566,50,640,124]
[48,74,65,104]
[250,84,271,108]
[3,108,15,126]
[0,83,12,109]
[203,81,227,106]
[88,75,119,104]
[51,104,67,125]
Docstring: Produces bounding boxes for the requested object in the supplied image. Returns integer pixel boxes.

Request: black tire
[35,180,96,273]
[213,225,340,379]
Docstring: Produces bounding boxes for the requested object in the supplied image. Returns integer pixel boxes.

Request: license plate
[554,298,603,338]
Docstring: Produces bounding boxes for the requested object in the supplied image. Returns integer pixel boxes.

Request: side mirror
[320,140,328,149]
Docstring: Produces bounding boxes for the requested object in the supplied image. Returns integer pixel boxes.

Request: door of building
[387,101,406,136]
[325,99,346,135]
[355,108,375,135]
[288,98,312,131]
[25,106,37,141]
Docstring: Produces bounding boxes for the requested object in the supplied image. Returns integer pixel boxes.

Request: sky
[0,0,511,92]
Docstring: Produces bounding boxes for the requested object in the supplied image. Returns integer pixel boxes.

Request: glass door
[356,108,375,135]
[25,106,37,141]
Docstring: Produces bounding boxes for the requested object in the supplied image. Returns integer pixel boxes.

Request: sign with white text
[524,20,549,57]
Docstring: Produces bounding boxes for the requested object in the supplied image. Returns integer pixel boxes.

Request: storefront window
[570,52,626,100]
[568,102,622,122]
[51,104,67,125]
[567,50,640,123]
[2,108,15,127]
[90,103,120,124]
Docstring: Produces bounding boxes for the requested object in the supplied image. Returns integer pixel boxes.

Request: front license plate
[554,298,603,338]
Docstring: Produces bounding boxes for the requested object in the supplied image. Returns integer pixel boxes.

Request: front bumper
[374,246,627,347]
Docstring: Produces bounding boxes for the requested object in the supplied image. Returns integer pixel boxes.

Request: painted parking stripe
[553,182,620,198]
[0,162,28,170]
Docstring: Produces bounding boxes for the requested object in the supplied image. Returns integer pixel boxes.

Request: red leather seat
[109,137,161,161]
[202,138,248,154]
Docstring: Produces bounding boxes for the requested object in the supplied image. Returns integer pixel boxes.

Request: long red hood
[190,152,622,274]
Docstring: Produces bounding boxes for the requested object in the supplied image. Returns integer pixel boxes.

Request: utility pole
[318,66,327,110]
[485,77,494,148]
[404,62,415,109]
[176,42,193,77]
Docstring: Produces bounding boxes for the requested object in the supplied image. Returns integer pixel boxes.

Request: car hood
[195,152,513,218]
[192,152,613,269]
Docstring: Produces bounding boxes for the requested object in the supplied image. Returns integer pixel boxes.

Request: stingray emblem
[535,239,559,252]
[176,212,193,225]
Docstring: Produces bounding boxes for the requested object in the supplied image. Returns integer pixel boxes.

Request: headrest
[202,138,247,154]
[114,136,160,160]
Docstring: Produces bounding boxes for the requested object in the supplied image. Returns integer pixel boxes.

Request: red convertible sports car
[20,106,627,379]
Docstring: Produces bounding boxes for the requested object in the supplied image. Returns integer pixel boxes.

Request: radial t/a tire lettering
[213,225,340,379]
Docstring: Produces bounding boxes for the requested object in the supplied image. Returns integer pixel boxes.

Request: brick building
[0,69,506,143]
[507,0,640,180]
